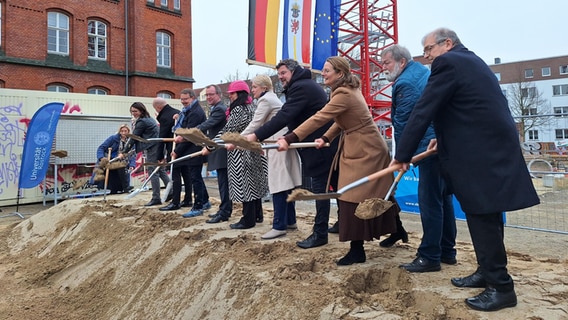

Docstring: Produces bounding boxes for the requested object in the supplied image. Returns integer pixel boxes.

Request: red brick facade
[0,0,194,97]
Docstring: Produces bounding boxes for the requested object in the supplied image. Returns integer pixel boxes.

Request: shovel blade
[287,188,341,202]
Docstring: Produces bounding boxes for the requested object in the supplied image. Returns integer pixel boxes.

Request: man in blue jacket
[390,28,540,312]
[246,59,338,249]
[381,44,457,272]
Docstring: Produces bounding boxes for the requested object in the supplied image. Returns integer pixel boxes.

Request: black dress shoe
[296,233,328,249]
[328,221,339,234]
[229,222,254,229]
[181,201,193,208]
[441,256,457,265]
[400,256,441,273]
[451,271,487,288]
[379,230,409,247]
[465,287,517,311]
[207,215,228,224]
[145,199,162,206]
[159,203,180,211]
[337,250,366,266]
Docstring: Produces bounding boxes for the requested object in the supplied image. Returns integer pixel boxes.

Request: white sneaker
[261,229,286,240]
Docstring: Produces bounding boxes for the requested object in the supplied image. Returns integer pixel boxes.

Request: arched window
[157,91,173,99]
[88,87,109,95]
[88,20,107,60]
[47,12,70,54]
[47,83,71,92]
[156,31,171,68]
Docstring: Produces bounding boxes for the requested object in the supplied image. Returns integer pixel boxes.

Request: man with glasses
[381,44,457,272]
[245,59,339,249]
[389,28,540,311]
[198,85,233,223]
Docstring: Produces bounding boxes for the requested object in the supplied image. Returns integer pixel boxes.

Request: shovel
[125,133,175,143]
[125,150,203,199]
[287,149,435,202]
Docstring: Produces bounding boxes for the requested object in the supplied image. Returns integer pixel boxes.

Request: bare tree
[507,80,552,142]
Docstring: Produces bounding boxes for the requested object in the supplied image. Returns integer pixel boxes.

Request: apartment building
[0,0,194,98]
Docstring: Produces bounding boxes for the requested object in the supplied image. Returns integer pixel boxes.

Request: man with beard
[381,45,457,272]
[245,59,338,249]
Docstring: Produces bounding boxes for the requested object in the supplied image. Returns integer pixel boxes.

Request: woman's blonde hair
[252,74,273,91]
[118,124,130,134]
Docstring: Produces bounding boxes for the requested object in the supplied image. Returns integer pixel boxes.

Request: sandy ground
[0,179,567,320]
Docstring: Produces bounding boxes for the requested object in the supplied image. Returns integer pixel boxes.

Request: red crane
[336,0,397,138]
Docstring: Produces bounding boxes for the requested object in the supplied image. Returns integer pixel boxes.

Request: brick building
[0,0,194,98]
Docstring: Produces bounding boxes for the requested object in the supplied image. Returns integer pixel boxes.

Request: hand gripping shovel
[287,149,435,202]
[125,150,203,199]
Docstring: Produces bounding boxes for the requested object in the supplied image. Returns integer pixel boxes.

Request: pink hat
[227,80,250,94]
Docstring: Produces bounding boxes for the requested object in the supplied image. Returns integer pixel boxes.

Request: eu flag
[311,0,340,71]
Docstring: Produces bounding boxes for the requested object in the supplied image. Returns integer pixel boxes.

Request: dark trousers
[272,190,296,231]
[145,147,162,201]
[311,170,337,238]
[189,165,208,208]
[216,168,232,217]
[465,212,514,292]
[172,163,192,205]
[417,158,457,262]
[241,199,262,227]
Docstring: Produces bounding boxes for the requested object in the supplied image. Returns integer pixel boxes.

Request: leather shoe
[337,249,366,266]
[145,199,162,206]
[379,230,408,247]
[206,214,228,224]
[159,203,180,211]
[465,287,517,311]
[451,271,487,288]
[400,256,441,273]
[328,221,339,233]
[230,222,254,229]
[181,201,193,208]
[441,256,457,265]
[296,233,328,249]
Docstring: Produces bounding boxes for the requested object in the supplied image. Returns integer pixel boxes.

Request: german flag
[247,0,281,67]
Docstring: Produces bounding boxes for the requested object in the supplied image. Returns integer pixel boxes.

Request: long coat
[292,86,393,203]
[396,44,540,214]
[242,91,302,194]
[222,103,269,202]
[197,101,228,171]
[174,101,206,166]
[156,104,179,161]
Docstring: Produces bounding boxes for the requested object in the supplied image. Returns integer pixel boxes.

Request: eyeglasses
[423,39,447,55]
[205,93,217,97]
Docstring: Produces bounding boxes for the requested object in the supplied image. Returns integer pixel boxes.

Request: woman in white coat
[241,75,302,239]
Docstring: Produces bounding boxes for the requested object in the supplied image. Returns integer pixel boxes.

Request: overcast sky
[191,0,566,88]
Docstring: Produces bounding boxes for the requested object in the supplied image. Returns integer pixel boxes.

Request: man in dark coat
[152,97,181,205]
[246,59,338,249]
[198,84,233,223]
[391,28,540,312]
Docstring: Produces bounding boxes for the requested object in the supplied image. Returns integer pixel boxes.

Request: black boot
[328,221,339,233]
[337,240,366,266]
[379,214,408,247]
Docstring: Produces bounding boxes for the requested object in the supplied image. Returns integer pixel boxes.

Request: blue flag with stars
[311,0,340,71]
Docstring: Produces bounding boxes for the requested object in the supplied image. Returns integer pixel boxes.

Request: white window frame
[527,130,539,141]
[88,20,107,60]
[174,0,180,10]
[47,85,70,92]
[47,12,70,55]
[156,32,171,68]
[553,106,568,117]
[553,84,568,96]
[521,87,536,98]
[157,92,173,99]
[560,65,568,75]
[555,129,568,139]
[161,0,168,7]
[542,67,551,77]
[88,87,108,95]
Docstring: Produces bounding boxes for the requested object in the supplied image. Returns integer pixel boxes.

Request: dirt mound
[0,196,566,320]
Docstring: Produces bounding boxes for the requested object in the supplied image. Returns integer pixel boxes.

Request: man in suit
[245,59,338,249]
[198,84,233,223]
[390,28,540,311]
[171,89,211,217]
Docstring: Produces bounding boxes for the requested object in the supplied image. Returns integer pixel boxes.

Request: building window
[556,129,568,139]
[554,106,568,117]
[494,72,501,81]
[161,0,168,6]
[88,87,109,95]
[156,32,171,68]
[524,69,534,79]
[542,67,551,77]
[157,91,173,99]
[560,65,568,75]
[521,87,536,98]
[174,0,180,10]
[88,20,107,60]
[47,12,69,54]
[528,130,539,140]
[553,84,568,96]
[47,84,70,92]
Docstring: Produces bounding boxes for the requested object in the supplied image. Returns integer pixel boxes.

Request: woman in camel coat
[277,56,400,265]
